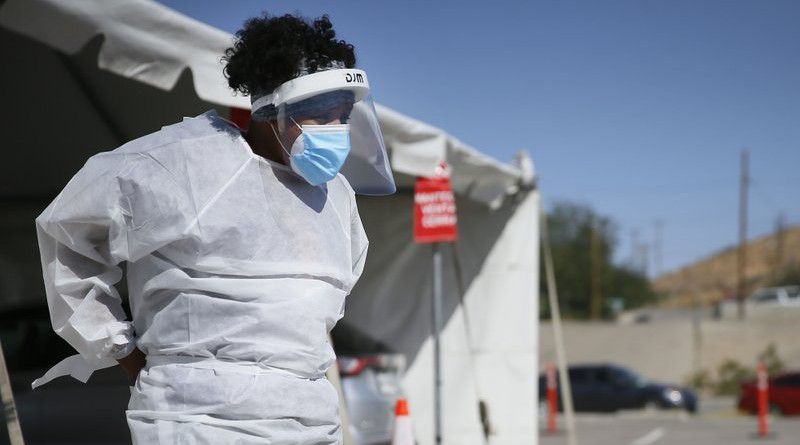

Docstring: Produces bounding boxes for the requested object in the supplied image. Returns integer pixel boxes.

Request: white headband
[251,69,371,113]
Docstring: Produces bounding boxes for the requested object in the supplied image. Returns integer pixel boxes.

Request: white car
[749,286,800,307]
[338,353,406,445]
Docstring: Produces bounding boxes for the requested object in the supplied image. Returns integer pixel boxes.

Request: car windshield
[751,289,778,302]
[616,367,649,388]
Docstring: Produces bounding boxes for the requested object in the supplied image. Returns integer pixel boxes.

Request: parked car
[338,354,405,445]
[738,371,800,415]
[538,364,697,413]
[749,286,800,307]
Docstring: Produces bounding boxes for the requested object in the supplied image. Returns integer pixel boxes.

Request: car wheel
[769,403,783,416]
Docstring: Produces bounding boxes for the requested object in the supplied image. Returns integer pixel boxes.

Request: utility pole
[737,149,749,320]
[774,213,786,278]
[590,224,603,320]
[653,220,664,278]
[639,244,649,278]
[630,229,640,270]
[691,285,703,380]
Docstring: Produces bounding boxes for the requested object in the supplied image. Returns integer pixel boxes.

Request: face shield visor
[251,69,395,195]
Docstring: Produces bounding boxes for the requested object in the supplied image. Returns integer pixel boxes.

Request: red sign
[414,172,458,244]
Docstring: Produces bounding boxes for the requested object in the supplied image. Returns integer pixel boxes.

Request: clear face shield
[252,69,395,195]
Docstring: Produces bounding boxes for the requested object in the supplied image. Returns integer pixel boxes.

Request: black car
[538,364,697,413]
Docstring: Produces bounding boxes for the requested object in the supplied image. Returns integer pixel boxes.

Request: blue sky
[159,0,800,275]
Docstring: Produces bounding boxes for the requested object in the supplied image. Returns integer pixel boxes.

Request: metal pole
[432,242,443,445]
[0,340,26,445]
[540,206,578,445]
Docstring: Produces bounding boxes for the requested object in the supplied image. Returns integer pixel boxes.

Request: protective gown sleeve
[350,195,369,282]
[32,153,141,388]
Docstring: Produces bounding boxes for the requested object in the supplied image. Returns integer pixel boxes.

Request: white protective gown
[34,110,369,444]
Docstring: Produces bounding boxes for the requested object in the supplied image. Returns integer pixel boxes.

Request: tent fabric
[349,191,539,444]
[376,105,529,208]
[0,0,248,109]
[0,1,540,444]
[0,0,532,207]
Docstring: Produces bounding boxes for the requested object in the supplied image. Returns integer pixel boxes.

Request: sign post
[414,163,458,445]
[431,242,443,445]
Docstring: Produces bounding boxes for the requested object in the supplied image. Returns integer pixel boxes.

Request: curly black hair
[223,13,356,97]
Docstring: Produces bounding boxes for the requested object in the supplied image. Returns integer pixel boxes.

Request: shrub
[714,359,755,396]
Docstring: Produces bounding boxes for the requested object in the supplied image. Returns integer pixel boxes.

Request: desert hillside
[653,225,800,307]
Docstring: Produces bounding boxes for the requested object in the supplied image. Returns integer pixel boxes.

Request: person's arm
[35,153,139,383]
[33,147,196,389]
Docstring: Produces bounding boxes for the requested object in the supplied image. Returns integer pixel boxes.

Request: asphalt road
[539,400,799,445]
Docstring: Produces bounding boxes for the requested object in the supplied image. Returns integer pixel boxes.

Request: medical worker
[33,13,394,444]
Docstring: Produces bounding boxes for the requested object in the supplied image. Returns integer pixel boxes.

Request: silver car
[338,354,406,445]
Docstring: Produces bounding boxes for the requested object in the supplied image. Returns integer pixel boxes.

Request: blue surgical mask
[272,121,351,186]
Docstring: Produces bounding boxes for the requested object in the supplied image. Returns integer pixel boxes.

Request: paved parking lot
[539,398,800,445]
[541,414,799,445]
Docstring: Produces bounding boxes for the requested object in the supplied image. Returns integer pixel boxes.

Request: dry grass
[653,226,800,308]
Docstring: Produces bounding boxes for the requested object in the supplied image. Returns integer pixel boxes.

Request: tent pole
[0,340,26,445]
[326,335,354,445]
[432,242,443,445]
[539,204,578,445]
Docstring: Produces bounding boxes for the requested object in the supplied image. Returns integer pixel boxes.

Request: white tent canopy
[0,0,533,207]
[0,1,540,444]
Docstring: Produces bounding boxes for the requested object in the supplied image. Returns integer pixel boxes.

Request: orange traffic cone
[391,398,414,445]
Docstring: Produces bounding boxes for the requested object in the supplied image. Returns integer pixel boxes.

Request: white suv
[749,286,800,307]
